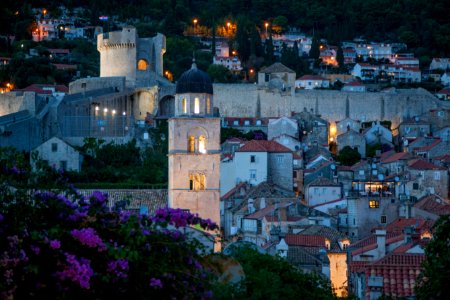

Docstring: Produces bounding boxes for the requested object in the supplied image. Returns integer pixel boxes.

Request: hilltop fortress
[1,27,449,150]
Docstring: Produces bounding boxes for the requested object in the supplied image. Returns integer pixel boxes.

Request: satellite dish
[394,176,400,182]
[331,164,336,170]
[378,174,384,181]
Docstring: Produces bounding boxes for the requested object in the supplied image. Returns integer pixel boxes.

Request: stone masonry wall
[213,84,449,128]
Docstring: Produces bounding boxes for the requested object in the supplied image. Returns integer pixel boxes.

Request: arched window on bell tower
[182,98,187,114]
[206,97,211,114]
[188,136,195,152]
[198,135,206,153]
[194,97,200,114]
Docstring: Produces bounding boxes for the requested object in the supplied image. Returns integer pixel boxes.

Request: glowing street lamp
[265,22,269,36]
[193,18,198,35]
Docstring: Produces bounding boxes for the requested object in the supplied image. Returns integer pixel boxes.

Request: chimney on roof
[404,226,414,244]
[375,229,386,258]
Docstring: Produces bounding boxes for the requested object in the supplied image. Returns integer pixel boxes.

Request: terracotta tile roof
[310,198,344,209]
[297,75,328,81]
[77,189,168,215]
[413,138,441,152]
[295,225,348,245]
[19,84,69,94]
[381,152,412,164]
[236,140,292,153]
[261,62,295,73]
[414,195,450,216]
[293,153,302,159]
[337,165,353,172]
[351,253,425,298]
[245,201,293,220]
[351,233,404,256]
[407,159,445,170]
[385,217,434,234]
[345,81,363,86]
[221,182,248,200]
[264,215,304,222]
[437,88,450,95]
[285,234,326,247]
[392,243,414,253]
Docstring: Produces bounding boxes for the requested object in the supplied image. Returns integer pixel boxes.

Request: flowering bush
[0,184,218,299]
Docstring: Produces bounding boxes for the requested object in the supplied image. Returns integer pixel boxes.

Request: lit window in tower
[199,136,206,153]
[194,97,200,114]
[189,173,206,191]
[206,97,210,114]
[188,136,195,152]
[182,98,187,114]
[137,59,148,71]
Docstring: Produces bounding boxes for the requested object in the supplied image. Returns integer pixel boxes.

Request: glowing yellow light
[193,19,198,25]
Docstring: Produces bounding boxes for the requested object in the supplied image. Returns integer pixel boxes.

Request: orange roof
[237,140,291,153]
[386,217,434,234]
[285,234,326,247]
[414,195,450,216]
[407,159,445,170]
[381,152,412,164]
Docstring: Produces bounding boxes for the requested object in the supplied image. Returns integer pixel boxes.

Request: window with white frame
[434,171,441,180]
[250,169,256,180]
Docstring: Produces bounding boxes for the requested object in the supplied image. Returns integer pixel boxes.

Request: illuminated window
[182,98,187,114]
[369,200,379,208]
[189,173,205,191]
[198,136,206,153]
[188,136,195,153]
[194,97,200,114]
[206,98,210,114]
[137,59,148,71]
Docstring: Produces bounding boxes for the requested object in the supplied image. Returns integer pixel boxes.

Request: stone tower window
[188,136,195,152]
[137,59,149,71]
[182,98,187,114]
[189,173,205,191]
[194,97,200,114]
[206,97,210,114]
[198,136,206,153]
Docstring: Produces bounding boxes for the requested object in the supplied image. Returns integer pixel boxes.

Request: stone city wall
[0,92,39,117]
[213,84,448,128]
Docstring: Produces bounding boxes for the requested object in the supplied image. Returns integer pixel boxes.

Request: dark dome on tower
[176,61,213,94]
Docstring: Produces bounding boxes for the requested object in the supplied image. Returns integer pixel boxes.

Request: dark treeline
[2,0,448,55]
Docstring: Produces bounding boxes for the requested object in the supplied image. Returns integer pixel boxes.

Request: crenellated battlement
[97,42,136,51]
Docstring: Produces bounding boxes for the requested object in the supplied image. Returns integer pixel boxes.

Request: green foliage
[215,245,336,300]
[416,215,450,300]
[310,37,320,60]
[207,64,234,83]
[0,184,217,299]
[366,143,381,158]
[337,146,361,166]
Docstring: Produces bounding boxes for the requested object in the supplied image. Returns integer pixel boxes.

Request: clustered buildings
[1,22,450,299]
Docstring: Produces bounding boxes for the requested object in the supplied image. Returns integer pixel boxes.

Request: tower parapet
[97,27,166,88]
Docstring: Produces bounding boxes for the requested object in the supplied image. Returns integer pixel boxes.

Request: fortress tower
[168,61,221,226]
[97,26,166,87]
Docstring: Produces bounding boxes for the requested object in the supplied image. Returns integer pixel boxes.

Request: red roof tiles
[237,140,292,153]
[285,234,326,247]
[407,159,444,170]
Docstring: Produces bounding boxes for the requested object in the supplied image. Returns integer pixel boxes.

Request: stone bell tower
[168,60,220,226]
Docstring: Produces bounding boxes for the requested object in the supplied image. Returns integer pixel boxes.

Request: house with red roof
[295,74,330,90]
[398,117,431,139]
[436,88,450,100]
[413,194,450,220]
[220,140,294,195]
[348,217,433,300]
